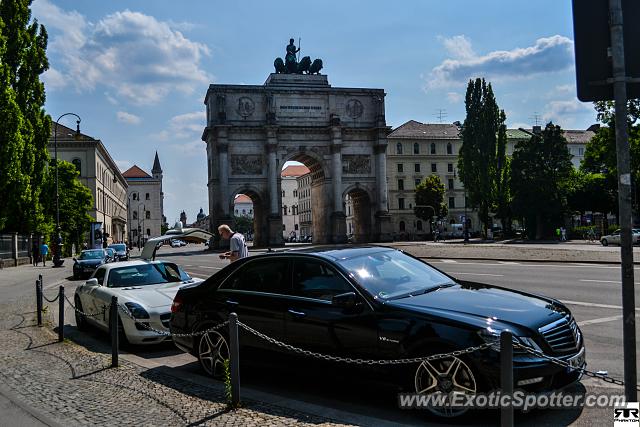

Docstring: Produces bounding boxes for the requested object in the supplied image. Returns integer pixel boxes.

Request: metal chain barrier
[514,343,640,391]
[42,292,60,303]
[63,295,107,318]
[237,320,493,365]
[116,303,228,338]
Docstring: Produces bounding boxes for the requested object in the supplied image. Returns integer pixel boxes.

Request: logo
[614,402,639,426]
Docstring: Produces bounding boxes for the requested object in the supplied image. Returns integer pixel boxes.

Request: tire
[198,330,230,379]
[74,296,88,331]
[412,355,480,418]
[601,239,608,246]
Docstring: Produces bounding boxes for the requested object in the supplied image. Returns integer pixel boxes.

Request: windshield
[337,250,455,300]
[109,244,126,251]
[79,250,105,260]
[106,262,191,288]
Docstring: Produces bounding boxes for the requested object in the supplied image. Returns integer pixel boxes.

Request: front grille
[160,313,171,328]
[539,316,581,355]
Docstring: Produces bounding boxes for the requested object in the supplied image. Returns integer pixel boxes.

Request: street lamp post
[53,113,81,267]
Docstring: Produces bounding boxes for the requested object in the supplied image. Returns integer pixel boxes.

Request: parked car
[601,229,640,246]
[74,260,202,345]
[170,239,186,248]
[72,249,112,279]
[108,243,129,261]
[169,246,585,417]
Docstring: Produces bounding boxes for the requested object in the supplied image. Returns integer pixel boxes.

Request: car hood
[113,279,201,308]
[385,281,567,331]
[76,259,103,266]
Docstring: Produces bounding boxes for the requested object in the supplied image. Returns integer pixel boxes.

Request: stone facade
[281,165,309,240]
[203,73,392,246]
[48,124,128,244]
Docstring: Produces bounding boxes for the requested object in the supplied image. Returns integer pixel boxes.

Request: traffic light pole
[609,0,637,402]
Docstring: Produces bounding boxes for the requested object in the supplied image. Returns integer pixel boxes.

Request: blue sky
[32,0,595,224]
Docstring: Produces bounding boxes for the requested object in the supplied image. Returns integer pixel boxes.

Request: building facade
[296,172,313,239]
[48,124,128,244]
[122,152,164,246]
[281,164,309,240]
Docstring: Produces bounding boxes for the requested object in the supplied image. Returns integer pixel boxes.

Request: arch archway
[228,186,267,247]
[343,185,374,243]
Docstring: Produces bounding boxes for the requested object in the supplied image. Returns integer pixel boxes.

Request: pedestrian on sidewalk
[217,224,249,262]
[560,227,567,242]
[39,241,49,267]
[32,240,39,266]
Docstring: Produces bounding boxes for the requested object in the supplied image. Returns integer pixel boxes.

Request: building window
[396,143,403,154]
[146,228,150,236]
[413,143,419,154]
[417,220,423,231]
[430,143,436,154]
[398,179,404,190]
[448,163,454,173]
[71,158,81,175]
[398,198,405,210]
[146,193,150,200]
[399,221,406,232]
[447,143,453,154]
[578,147,584,155]
[293,190,297,197]
[132,193,137,201]
[283,224,286,231]
[282,190,285,197]
[415,178,421,187]
[397,163,403,173]
[146,211,150,219]
[449,197,455,209]
[431,163,437,173]
[133,211,138,220]
[242,209,246,215]
[448,178,454,190]
[294,224,298,230]
[414,163,420,173]
[283,205,288,215]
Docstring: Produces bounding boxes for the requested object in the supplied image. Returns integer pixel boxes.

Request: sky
[32,0,596,224]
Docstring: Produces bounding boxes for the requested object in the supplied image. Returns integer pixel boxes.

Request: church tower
[152,151,165,227]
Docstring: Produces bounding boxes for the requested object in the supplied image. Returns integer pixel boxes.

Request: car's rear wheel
[74,296,88,331]
[601,239,609,246]
[198,330,230,378]
[414,355,478,418]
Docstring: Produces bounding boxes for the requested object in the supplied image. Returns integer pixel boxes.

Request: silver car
[600,229,640,246]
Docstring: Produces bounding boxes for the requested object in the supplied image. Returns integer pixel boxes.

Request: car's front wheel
[74,295,88,331]
[198,330,230,378]
[601,239,609,246]
[414,355,479,418]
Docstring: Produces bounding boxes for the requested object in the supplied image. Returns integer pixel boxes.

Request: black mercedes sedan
[170,246,585,416]
[72,249,112,279]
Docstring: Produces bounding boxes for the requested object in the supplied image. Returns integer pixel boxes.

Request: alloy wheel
[198,330,230,378]
[74,296,88,331]
[414,356,477,417]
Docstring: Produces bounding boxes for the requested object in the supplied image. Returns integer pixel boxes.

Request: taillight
[171,294,183,313]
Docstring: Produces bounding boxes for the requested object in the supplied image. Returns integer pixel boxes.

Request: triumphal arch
[203,42,392,246]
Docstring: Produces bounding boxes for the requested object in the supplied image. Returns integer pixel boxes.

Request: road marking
[562,300,640,312]
[198,266,222,270]
[578,315,623,326]
[498,261,520,265]
[580,279,622,284]
[449,272,504,277]
[440,259,458,263]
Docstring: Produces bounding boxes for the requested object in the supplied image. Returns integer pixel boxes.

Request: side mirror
[85,278,99,287]
[332,292,358,309]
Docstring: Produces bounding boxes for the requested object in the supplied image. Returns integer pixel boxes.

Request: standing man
[217,224,249,262]
[32,239,39,266]
[40,241,49,267]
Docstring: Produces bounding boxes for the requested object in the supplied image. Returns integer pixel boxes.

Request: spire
[152,151,162,174]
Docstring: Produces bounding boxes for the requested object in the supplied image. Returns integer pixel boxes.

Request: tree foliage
[510,123,574,239]
[0,0,51,233]
[458,78,506,235]
[414,174,448,228]
[493,110,512,233]
[567,170,616,216]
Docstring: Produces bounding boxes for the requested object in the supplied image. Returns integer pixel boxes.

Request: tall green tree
[40,160,93,256]
[0,0,50,233]
[414,174,448,233]
[567,170,616,217]
[458,78,506,235]
[510,123,574,239]
[493,110,512,234]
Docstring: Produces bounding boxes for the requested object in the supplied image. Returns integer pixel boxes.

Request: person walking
[32,240,39,266]
[39,241,49,267]
[560,227,567,242]
[217,224,249,262]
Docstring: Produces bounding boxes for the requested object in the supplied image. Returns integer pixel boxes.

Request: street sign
[572,0,640,101]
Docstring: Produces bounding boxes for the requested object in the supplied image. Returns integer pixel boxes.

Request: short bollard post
[36,279,42,327]
[110,296,118,367]
[38,274,43,287]
[58,286,64,342]
[229,312,241,407]
[500,331,514,427]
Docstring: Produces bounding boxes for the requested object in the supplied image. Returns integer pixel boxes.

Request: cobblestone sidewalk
[0,297,351,426]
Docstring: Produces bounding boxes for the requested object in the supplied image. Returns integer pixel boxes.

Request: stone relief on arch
[230,154,263,175]
[342,155,371,174]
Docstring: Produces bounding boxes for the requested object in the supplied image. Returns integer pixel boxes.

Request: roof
[281,165,311,177]
[234,194,253,204]
[122,165,152,179]
[388,120,460,139]
[562,129,596,144]
[506,129,532,139]
[152,151,162,173]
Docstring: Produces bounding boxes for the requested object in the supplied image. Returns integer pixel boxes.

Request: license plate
[567,347,586,370]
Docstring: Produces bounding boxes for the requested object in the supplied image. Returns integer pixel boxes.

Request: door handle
[287,309,306,318]
[225,299,239,306]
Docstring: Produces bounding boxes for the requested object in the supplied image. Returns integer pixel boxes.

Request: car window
[292,259,352,301]
[93,267,106,285]
[79,250,105,260]
[106,262,185,288]
[221,258,290,294]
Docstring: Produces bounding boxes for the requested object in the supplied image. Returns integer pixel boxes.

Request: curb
[0,383,64,427]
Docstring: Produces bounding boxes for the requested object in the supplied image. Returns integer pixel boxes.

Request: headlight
[477,328,542,353]
[124,302,150,319]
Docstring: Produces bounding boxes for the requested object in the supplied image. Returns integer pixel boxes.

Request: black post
[500,331,514,427]
[229,312,241,406]
[58,286,64,342]
[36,279,42,327]
[110,296,118,367]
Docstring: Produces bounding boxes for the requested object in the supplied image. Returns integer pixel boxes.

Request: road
[11,244,639,426]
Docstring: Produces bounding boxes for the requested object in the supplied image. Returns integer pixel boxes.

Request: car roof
[266,245,395,261]
[96,259,167,271]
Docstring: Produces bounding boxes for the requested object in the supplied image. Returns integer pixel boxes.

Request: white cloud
[41,67,66,90]
[170,140,205,156]
[426,35,574,90]
[116,111,142,125]
[169,111,206,138]
[542,99,591,125]
[33,0,211,104]
[446,92,463,104]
